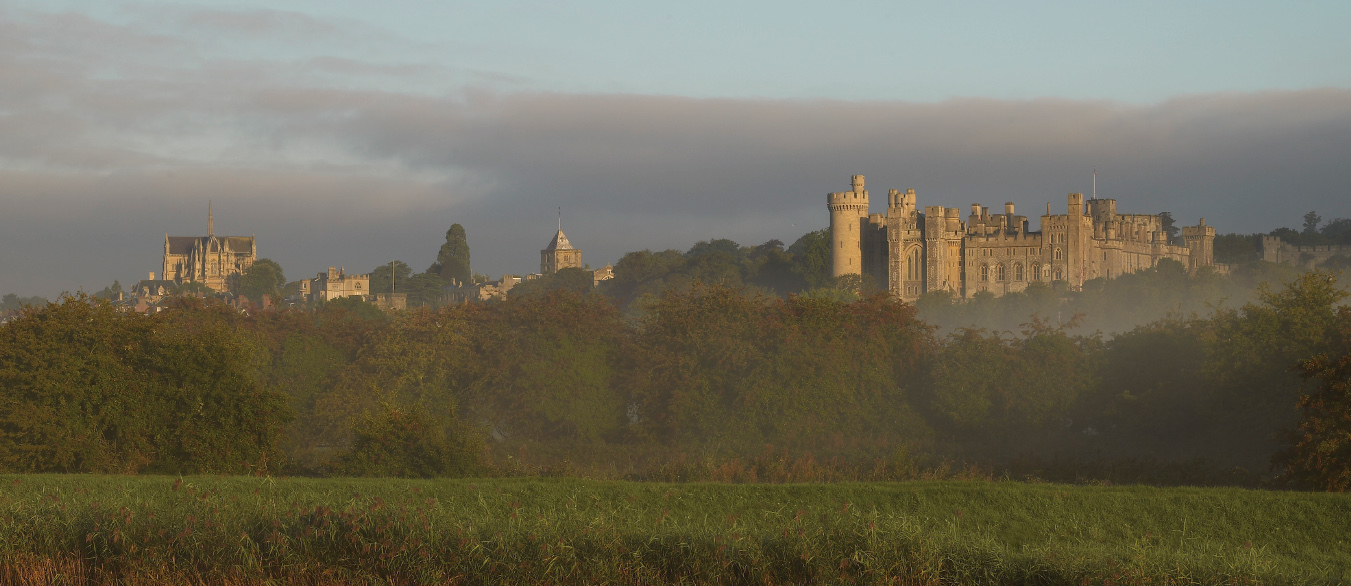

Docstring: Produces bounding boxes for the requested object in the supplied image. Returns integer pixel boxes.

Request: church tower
[540,215,583,274]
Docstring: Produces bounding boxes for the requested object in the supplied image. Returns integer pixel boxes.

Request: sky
[2,0,1350,297]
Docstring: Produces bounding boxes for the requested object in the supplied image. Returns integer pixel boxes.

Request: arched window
[1054,248,1062,260]
[1054,267,1063,280]
[1014,263,1024,281]
[1030,263,1040,281]
[980,264,989,281]
[908,248,922,280]
[996,264,1006,281]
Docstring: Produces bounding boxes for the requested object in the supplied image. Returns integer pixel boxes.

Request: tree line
[2,266,1350,489]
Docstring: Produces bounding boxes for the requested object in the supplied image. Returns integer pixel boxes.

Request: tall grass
[1,475,1346,585]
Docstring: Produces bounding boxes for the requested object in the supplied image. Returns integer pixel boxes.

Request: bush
[333,403,484,478]
[1282,306,1351,490]
[0,295,291,474]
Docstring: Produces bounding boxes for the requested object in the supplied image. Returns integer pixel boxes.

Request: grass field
[0,475,1347,585]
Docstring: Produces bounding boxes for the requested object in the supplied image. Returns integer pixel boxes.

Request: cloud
[1,6,1349,297]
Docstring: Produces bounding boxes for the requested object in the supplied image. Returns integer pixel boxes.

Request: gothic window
[1054,248,1062,260]
[1014,263,1024,281]
[1031,263,1040,281]
[996,264,1006,281]
[980,264,989,282]
[1054,268,1063,280]
[907,248,922,280]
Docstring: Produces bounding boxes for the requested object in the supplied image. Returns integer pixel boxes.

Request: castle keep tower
[1181,218,1216,273]
[827,175,869,278]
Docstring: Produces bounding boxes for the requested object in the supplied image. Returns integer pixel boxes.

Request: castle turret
[1181,218,1216,273]
[1067,193,1085,287]
[887,188,917,216]
[827,175,869,278]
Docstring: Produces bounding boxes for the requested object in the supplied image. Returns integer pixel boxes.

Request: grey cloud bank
[4,88,1350,297]
[1,9,1349,297]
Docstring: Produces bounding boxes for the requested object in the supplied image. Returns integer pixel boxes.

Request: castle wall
[962,230,1049,297]
[1259,236,1351,268]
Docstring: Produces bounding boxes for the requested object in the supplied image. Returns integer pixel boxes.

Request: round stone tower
[828,174,869,278]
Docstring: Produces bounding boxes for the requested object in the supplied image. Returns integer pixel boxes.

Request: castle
[827,175,1215,300]
[161,204,257,293]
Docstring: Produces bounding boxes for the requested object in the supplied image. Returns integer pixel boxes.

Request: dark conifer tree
[430,224,471,286]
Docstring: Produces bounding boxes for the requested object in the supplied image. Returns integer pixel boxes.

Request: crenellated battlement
[826,191,868,206]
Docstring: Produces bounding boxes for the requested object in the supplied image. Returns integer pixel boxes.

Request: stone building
[827,175,1216,300]
[373,293,408,311]
[536,220,615,286]
[442,275,523,304]
[132,273,177,304]
[1259,236,1351,268]
[300,267,370,302]
[162,204,257,293]
[541,221,583,274]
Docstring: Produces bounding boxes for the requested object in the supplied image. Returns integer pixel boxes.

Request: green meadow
[1,476,1347,585]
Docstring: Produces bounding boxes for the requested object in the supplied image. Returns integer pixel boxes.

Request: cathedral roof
[166,235,254,255]
[544,229,574,251]
[166,237,199,255]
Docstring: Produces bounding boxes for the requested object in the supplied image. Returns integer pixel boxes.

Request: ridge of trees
[3,269,1349,489]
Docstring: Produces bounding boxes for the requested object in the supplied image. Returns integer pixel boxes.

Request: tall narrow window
[1014,263,1024,281]
[980,264,989,281]
[996,264,1006,281]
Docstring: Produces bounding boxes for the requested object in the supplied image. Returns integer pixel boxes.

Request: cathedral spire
[208,201,214,237]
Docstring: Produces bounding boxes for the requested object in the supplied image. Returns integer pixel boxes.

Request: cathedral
[827,175,1215,300]
[162,204,257,293]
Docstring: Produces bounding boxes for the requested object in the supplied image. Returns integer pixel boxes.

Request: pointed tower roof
[544,209,575,250]
[545,229,574,251]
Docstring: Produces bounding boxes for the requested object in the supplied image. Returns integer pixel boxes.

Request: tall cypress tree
[430,224,471,286]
